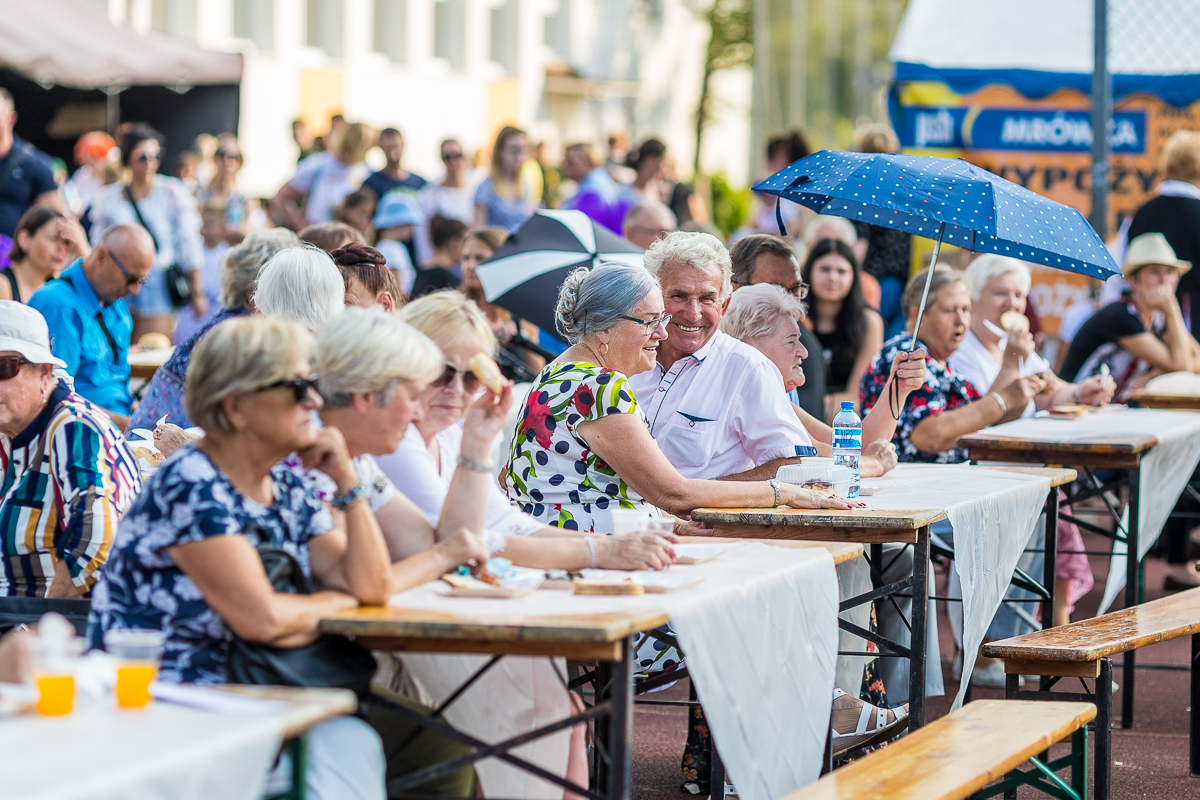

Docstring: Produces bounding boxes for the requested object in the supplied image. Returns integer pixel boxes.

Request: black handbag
[122,184,192,308]
[224,535,378,699]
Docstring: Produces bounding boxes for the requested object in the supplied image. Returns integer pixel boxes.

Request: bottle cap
[841,401,855,410]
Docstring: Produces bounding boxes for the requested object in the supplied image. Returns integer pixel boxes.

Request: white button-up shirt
[629,330,816,479]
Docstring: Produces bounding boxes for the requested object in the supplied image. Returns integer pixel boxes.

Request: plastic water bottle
[832,401,862,499]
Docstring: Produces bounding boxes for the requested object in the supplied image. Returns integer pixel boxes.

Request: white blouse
[948,330,1050,419]
[374,424,544,555]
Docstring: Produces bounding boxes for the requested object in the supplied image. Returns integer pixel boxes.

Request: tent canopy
[0,0,242,90]
[891,0,1200,106]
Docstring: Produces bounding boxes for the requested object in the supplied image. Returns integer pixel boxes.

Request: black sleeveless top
[814,328,853,393]
[1,266,19,303]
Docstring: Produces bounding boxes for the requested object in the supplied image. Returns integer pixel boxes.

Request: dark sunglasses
[106,248,147,286]
[134,152,160,163]
[431,363,480,392]
[256,376,320,404]
[0,355,30,381]
[442,151,465,162]
[215,150,243,161]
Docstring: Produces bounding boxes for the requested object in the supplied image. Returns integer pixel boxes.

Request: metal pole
[788,0,807,128]
[1091,0,1110,238]
[751,0,770,180]
[906,222,946,352]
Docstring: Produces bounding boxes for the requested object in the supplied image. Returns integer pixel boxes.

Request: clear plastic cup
[643,518,675,537]
[104,629,165,709]
[29,637,83,716]
[609,508,654,535]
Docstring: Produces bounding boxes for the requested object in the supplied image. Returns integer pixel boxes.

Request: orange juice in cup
[104,630,165,709]
[29,625,84,717]
[35,675,76,716]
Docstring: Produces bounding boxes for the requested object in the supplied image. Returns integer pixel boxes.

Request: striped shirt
[0,384,142,596]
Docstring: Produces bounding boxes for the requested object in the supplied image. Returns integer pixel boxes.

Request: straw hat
[1123,232,1191,278]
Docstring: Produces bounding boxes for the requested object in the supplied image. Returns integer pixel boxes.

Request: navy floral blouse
[87,447,334,684]
[860,333,982,464]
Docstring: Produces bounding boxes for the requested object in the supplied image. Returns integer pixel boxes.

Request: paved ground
[629,532,1198,800]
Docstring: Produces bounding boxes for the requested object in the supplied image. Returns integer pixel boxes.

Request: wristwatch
[768,478,782,507]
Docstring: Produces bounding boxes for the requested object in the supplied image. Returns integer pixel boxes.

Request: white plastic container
[776,462,854,498]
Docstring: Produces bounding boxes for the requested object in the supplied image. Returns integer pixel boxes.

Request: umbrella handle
[906,222,947,353]
[775,196,787,237]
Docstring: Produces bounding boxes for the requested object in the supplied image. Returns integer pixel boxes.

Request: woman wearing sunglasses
[90,123,204,340]
[196,134,255,241]
[375,290,676,569]
[89,313,484,799]
[0,302,141,599]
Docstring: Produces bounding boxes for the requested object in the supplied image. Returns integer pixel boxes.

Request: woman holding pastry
[950,254,1115,415]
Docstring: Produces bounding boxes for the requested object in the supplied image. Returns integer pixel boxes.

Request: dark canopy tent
[0,0,243,170]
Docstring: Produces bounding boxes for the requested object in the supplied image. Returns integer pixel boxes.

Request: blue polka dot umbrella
[754,150,1120,348]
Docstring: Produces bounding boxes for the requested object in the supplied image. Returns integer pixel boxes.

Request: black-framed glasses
[0,355,30,381]
[215,150,243,161]
[431,363,481,392]
[105,248,147,286]
[761,281,808,299]
[619,313,672,333]
[256,376,320,404]
[134,152,160,163]
[442,151,465,162]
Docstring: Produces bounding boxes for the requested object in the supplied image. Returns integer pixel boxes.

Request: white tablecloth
[385,541,839,800]
[860,464,1053,710]
[979,409,1200,613]
[2,700,283,800]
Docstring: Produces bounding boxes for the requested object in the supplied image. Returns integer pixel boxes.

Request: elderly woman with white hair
[253,244,347,330]
[128,227,300,433]
[949,254,1114,416]
[720,283,925,477]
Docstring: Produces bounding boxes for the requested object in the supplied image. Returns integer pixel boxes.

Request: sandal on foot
[830,689,909,757]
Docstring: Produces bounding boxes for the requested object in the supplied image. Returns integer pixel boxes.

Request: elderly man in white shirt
[628,231,901,482]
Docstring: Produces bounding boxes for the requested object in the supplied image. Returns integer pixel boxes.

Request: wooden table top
[981,586,1200,663]
[784,700,1096,800]
[218,685,358,739]
[322,538,855,660]
[127,347,174,380]
[1128,389,1200,410]
[691,467,1075,544]
[959,426,1158,469]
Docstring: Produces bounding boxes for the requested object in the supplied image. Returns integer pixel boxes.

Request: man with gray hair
[0,88,61,237]
[629,231,818,482]
[28,224,155,429]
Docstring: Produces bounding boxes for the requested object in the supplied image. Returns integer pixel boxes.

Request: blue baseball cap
[372,190,422,229]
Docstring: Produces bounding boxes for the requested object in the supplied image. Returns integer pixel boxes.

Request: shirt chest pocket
[669,413,719,468]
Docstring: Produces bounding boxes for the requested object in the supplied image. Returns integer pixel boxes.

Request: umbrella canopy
[754,151,1120,280]
[476,209,644,335]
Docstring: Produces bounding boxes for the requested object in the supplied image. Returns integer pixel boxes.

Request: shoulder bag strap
[122,184,160,253]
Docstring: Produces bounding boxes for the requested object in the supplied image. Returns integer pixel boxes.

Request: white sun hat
[0,300,68,368]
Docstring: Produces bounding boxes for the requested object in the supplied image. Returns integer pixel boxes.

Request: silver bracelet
[989,391,1008,415]
[584,535,599,569]
[456,454,495,473]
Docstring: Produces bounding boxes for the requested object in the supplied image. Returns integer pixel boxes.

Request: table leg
[1191,633,1200,777]
[1097,658,1112,800]
[1043,488,1059,629]
[607,637,634,800]
[909,525,930,730]
[709,744,726,800]
[1123,467,1141,729]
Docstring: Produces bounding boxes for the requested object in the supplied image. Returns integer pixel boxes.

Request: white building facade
[108,0,750,196]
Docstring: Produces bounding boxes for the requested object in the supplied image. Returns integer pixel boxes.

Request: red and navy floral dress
[860,334,982,463]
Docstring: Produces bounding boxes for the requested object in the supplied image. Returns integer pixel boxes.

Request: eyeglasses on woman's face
[215,150,243,162]
[442,150,465,162]
[256,376,321,405]
[133,151,160,164]
[0,355,31,381]
[430,363,481,393]
[620,313,673,334]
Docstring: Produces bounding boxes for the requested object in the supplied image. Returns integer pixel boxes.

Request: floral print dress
[86,447,334,684]
[505,361,653,533]
[860,333,982,463]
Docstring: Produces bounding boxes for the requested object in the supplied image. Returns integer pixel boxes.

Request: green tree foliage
[693,0,753,177]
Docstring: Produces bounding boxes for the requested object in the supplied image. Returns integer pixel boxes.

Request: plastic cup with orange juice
[104,629,165,709]
[29,629,84,717]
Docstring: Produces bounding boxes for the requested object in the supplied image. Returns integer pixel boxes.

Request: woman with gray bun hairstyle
[253,244,346,331]
[504,263,859,535]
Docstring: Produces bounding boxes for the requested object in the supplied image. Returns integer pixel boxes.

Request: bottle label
[833,426,862,450]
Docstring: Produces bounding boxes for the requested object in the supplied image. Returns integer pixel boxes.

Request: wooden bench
[783,700,1094,800]
[981,587,1200,800]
